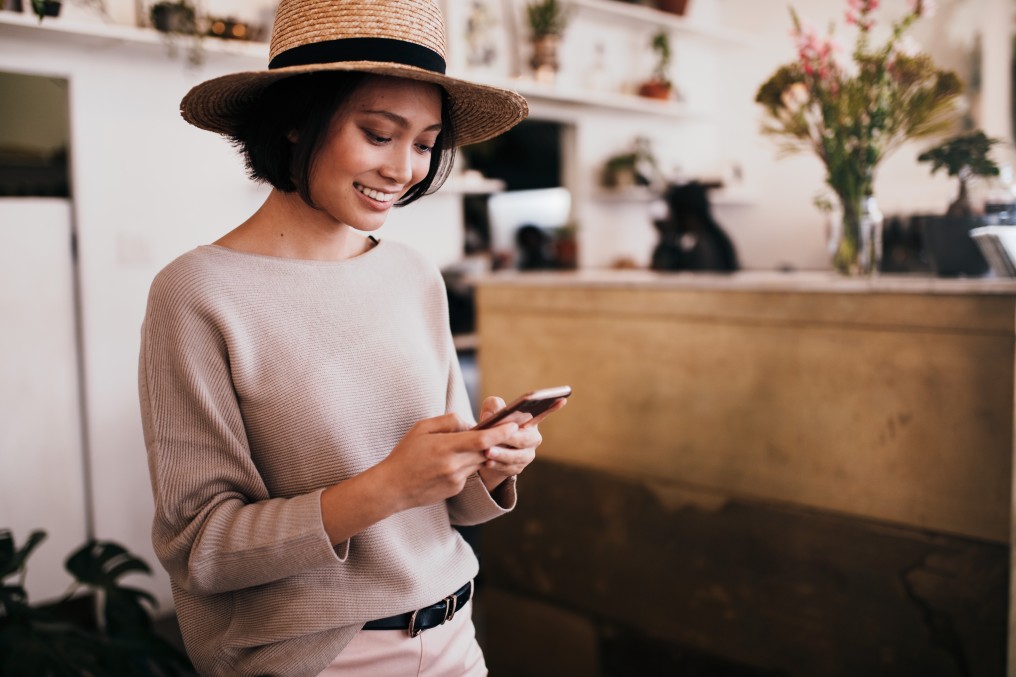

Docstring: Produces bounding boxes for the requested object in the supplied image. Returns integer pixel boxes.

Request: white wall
[0,199,88,604]
[0,34,270,607]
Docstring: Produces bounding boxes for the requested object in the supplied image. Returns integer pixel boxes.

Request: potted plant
[526,0,569,83]
[0,529,192,674]
[916,131,1001,276]
[150,0,196,33]
[30,0,61,21]
[638,30,673,99]
[601,137,660,189]
[150,0,203,65]
[918,130,1001,217]
[655,0,690,17]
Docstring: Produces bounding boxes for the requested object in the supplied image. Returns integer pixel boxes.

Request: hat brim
[180,62,529,147]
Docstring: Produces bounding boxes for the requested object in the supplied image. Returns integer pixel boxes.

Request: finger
[413,412,469,435]
[524,398,568,428]
[480,395,505,420]
[499,425,542,450]
[483,448,536,474]
[447,423,519,453]
[485,446,535,466]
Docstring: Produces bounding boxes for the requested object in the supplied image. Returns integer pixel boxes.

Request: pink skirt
[318,601,487,676]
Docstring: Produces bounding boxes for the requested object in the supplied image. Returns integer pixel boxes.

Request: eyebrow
[361,110,442,133]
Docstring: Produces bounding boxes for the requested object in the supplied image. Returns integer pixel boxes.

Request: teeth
[356,184,395,203]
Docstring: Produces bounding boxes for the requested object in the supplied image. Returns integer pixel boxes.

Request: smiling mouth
[355,183,397,203]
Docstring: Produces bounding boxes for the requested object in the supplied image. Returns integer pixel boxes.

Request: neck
[215,189,374,261]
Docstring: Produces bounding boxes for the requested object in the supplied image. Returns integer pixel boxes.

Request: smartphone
[472,386,572,430]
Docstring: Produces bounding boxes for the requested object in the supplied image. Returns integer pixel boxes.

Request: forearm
[478,467,510,493]
[319,462,406,546]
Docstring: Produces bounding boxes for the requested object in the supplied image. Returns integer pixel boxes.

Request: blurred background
[2,0,1015,674]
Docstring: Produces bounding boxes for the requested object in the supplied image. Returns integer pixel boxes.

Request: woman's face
[306,76,443,232]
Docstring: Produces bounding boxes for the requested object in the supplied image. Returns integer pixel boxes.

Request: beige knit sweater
[138,241,514,676]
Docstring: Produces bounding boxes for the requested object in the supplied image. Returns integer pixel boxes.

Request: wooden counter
[474,271,1016,677]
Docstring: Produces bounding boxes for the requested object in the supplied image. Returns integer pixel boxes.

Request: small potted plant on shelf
[918,130,1001,217]
[601,137,661,190]
[655,0,690,16]
[149,0,204,65]
[150,0,195,34]
[638,30,673,100]
[916,131,1001,277]
[526,0,570,84]
[30,0,62,21]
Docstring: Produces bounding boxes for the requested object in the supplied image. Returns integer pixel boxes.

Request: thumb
[480,396,506,420]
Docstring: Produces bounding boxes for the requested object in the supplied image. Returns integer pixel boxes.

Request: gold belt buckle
[408,608,423,638]
[409,581,471,638]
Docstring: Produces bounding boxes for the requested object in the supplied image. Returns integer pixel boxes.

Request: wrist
[478,467,512,493]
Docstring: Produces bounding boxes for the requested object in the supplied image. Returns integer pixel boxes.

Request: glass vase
[829,194,883,276]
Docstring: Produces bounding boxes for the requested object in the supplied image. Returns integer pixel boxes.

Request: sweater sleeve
[443,333,517,525]
[138,276,346,597]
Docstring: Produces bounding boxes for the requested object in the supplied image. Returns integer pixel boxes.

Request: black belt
[362,581,473,637]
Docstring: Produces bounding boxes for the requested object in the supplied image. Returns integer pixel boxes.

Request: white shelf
[0,10,267,59]
[475,75,702,119]
[566,0,756,45]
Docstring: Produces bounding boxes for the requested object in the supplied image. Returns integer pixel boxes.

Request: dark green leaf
[0,529,47,580]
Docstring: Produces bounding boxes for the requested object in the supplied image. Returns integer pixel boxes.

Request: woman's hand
[380,413,520,511]
[321,413,520,545]
[476,395,567,492]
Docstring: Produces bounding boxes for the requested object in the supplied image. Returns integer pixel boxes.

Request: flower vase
[829,194,883,275]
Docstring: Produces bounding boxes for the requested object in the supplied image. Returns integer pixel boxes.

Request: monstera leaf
[0,530,192,676]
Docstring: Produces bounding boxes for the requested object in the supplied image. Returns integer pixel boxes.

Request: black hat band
[269,37,447,74]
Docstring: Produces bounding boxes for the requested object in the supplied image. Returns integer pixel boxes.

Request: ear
[287,129,299,143]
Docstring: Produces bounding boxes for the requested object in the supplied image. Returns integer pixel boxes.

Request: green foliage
[918,131,1002,179]
[526,0,569,38]
[0,529,192,676]
[30,0,60,22]
[650,30,672,85]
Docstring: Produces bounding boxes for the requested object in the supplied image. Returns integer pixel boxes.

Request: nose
[379,143,414,185]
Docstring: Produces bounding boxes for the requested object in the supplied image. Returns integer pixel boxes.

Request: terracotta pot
[655,0,689,16]
[638,80,672,100]
[531,34,561,83]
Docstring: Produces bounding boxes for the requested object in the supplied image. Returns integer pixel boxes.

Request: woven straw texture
[180,0,528,147]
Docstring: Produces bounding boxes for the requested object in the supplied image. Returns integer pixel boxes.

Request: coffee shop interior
[3,0,1016,674]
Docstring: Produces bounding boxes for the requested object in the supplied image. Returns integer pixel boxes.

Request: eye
[364,130,391,145]
[415,142,435,154]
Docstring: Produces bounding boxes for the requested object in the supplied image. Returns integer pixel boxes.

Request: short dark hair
[229,72,456,208]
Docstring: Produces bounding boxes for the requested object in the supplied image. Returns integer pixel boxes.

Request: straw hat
[180,0,529,146]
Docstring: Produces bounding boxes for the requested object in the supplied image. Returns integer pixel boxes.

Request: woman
[138,1,564,675]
